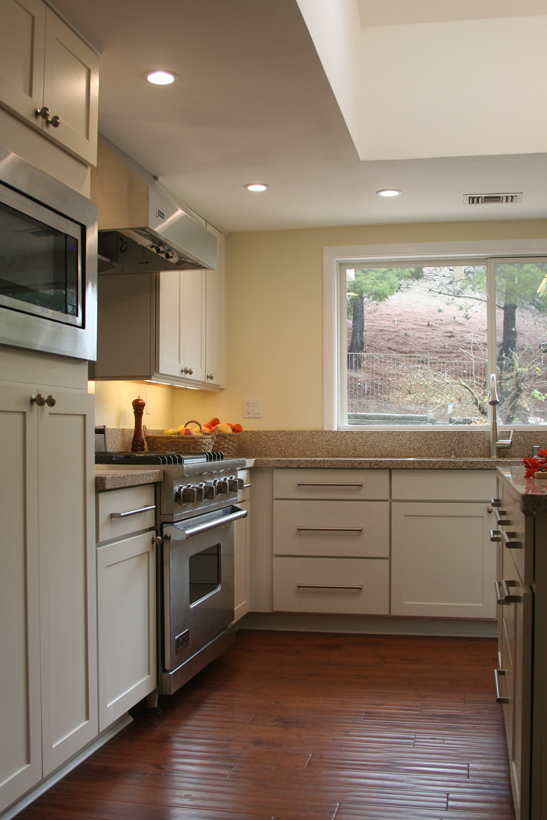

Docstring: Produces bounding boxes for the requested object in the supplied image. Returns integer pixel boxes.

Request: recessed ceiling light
[144,70,180,85]
[377,189,402,197]
[244,183,269,192]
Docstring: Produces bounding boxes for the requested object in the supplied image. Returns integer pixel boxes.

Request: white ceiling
[52,0,547,234]
[356,0,547,27]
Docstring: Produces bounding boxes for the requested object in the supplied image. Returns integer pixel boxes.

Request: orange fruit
[210,417,220,426]
[232,423,242,433]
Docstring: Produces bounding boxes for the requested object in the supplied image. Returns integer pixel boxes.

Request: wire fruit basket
[144,421,216,452]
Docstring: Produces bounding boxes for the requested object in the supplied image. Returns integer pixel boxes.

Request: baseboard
[1,715,132,820]
[237,611,498,639]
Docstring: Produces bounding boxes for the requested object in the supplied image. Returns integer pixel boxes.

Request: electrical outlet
[243,399,262,418]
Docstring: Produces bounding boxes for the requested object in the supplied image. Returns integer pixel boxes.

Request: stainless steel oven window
[189,543,221,604]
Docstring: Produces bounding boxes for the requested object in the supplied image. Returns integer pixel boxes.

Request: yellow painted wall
[172,219,547,430]
[91,380,176,430]
[96,219,547,431]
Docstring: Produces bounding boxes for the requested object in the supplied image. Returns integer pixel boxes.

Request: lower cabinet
[0,376,97,814]
[391,470,498,619]
[494,475,535,820]
[391,501,497,618]
[234,469,252,621]
[269,467,498,621]
[272,469,390,615]
[96,485,157,732]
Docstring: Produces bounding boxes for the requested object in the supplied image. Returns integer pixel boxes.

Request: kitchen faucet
[489,373,513,458]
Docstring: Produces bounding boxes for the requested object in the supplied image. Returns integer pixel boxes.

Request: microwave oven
[0,147,97,360]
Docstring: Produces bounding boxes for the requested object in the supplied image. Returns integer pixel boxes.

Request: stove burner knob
[176,484,196,503]
[203,483,215,499]
[216,479,229,494]
[195,483,206,502]
[228,476,239,492]
[237,477,244,490]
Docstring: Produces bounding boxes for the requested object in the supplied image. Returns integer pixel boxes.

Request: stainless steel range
[96,451,247,696]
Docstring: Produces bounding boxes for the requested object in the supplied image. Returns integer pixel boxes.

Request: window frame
[323,239,547,431]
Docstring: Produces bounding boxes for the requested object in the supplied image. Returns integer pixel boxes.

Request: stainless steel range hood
[92,138,217,274]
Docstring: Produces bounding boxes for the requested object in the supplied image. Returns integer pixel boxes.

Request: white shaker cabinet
[0,0,99,165]
[272,469,390,615]
[96,485,157,732]
[159,269,206,383]
[0,379,97,812]
[93,232,226,390]
[391,470,497,619]
[234,469,252,621]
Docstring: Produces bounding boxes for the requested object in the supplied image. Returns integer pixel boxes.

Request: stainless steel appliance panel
[162,505,246,672]
[0,147,97,361]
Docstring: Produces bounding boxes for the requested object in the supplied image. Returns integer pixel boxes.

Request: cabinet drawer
[238,469,252,503]
[392,470,496,502]
[273,469,389,500]
[273,500,389,557]
[499,482,533,586]
[273,557,389,614]
[97,485,156,543]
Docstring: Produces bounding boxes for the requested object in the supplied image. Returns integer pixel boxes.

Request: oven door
[161,505,247,673]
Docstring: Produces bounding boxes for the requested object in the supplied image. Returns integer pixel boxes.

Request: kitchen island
[494,465,547,820]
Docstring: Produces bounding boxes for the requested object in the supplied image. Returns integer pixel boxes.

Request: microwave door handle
[173,506,248,540]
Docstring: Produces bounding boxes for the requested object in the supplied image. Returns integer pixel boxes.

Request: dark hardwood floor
[19,630,514,820]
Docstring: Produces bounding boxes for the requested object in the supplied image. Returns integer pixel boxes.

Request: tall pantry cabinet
[0,350,97,814]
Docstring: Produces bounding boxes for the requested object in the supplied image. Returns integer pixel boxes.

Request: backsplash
[103,427,542,459]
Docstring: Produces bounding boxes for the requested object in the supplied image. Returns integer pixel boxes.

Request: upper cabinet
[0,0,99,165]
[91,231,227,390]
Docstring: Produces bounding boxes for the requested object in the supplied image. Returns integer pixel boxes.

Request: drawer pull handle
[494,669,511,704]
[296,482,363,487]
[297,583,363,591]
[502,530,522,549]
[491,498,502,508]
[111,504,156,519]
[296,527,363,532]
[500,579,522,603]
[490,530,502,542]
[243,483,252,488]
[495,510,511,525]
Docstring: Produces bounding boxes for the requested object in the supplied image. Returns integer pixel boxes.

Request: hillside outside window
[340,257,547,428]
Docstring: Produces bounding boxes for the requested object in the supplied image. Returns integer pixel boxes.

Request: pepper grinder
[131,396,146,452]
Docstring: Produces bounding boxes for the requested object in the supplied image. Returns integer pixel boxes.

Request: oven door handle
[171,505,248,540]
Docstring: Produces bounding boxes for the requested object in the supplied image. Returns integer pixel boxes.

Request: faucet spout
[488,373,513,458]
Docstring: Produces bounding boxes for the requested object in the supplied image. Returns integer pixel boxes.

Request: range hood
[91,139,217,274]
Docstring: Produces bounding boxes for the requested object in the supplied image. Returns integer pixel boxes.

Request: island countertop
[497,464,547,513]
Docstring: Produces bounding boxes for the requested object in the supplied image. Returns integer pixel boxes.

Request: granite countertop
[252,457,523,469]
[94,458,255,492]
[497,465,547,513]
[95,466,164,492]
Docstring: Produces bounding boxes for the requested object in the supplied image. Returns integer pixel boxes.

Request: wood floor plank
[15,631,515,820]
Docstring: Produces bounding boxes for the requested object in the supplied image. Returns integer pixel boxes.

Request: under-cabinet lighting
[377,189,402,198]
[144,70,180,85]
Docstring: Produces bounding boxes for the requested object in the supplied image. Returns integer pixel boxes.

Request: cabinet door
[180,268,206,382]
[0,384,42,812]
[0,0,45,126]
[159,269,206,383]
[42,7,99,165]
[205,234,226,387]
[38,389,98,775]
[391,501,497,619]
[97,531,156,731]
[234,500,251,621]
